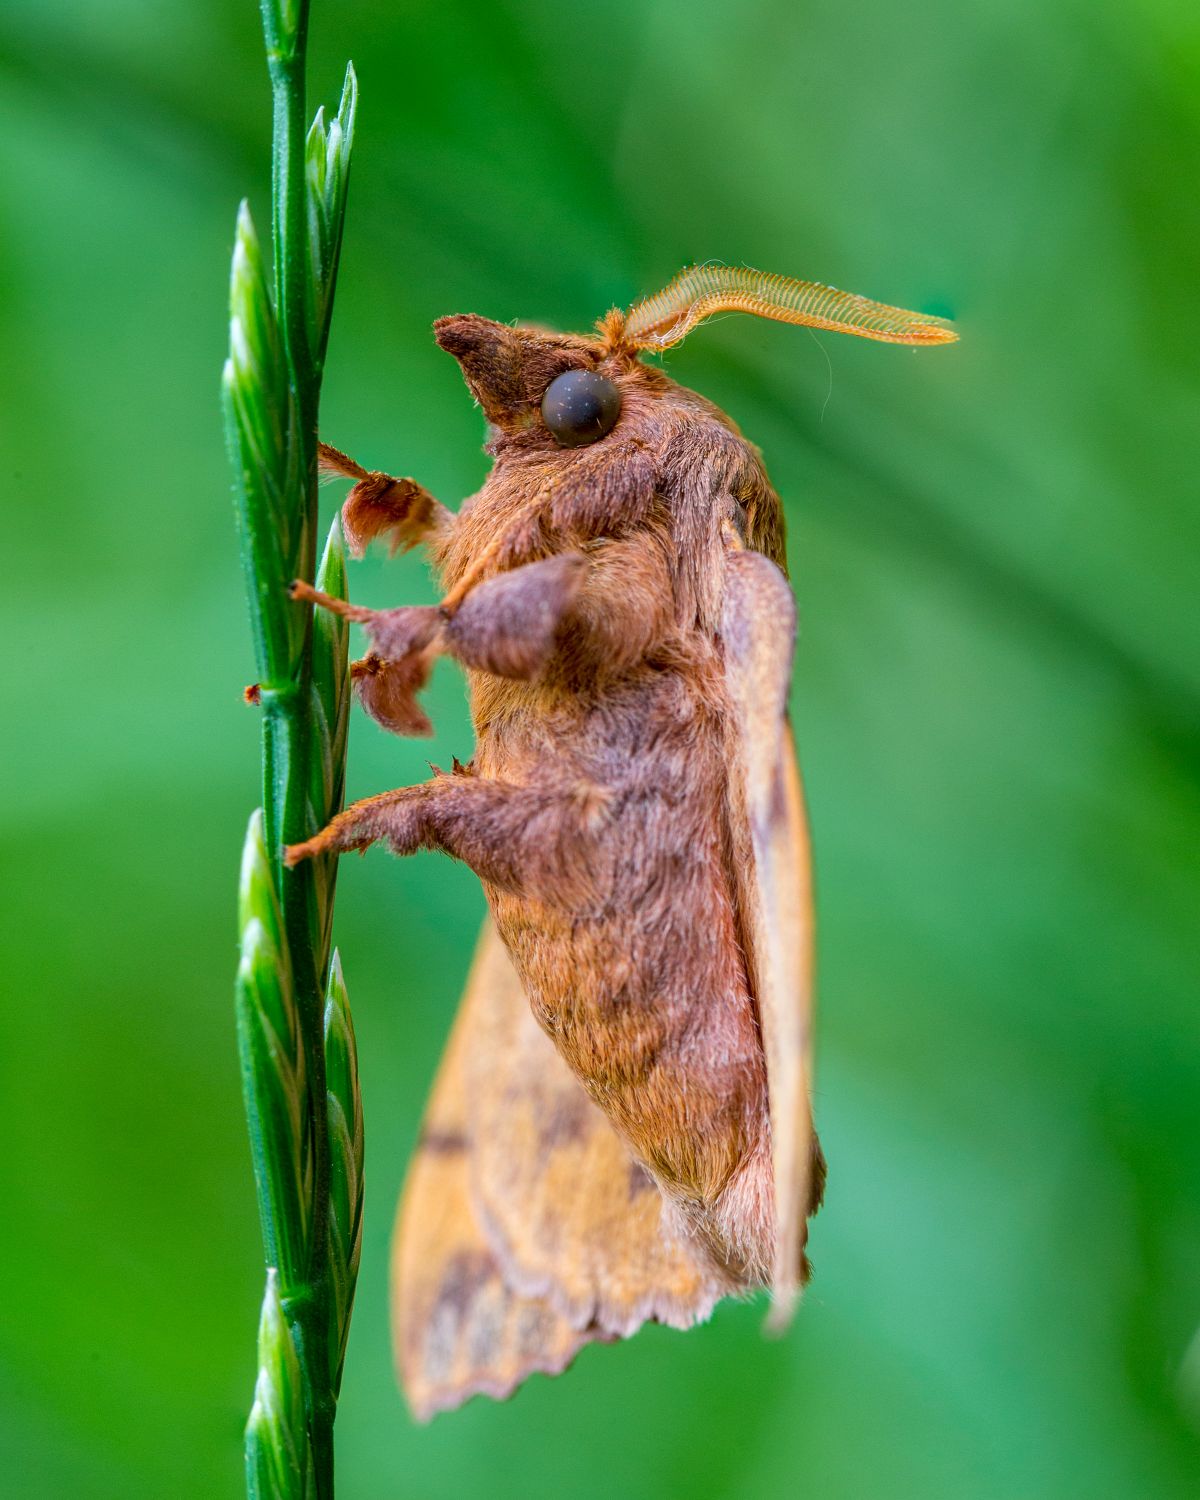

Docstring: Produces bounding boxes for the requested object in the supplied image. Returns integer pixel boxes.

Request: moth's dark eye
[541,369,621,447]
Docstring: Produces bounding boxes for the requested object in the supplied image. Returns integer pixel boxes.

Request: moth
[286,265,956,1419]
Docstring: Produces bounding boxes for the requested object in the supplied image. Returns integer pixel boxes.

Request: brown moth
[286,265,956,1419]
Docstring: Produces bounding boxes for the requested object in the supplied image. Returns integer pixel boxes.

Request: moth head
[598,264,957,356]
[435,314,627,447]
[434,267,955,458]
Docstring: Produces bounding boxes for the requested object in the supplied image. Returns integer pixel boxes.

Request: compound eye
[541,369,622,447]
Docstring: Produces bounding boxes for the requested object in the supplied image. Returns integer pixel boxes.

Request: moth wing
[393,919,728,1420]
[464,922,733,1338]
[721,545,821,1323]
[392,926,590,1421]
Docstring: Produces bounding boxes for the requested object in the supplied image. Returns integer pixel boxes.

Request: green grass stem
[224,2,362,1494]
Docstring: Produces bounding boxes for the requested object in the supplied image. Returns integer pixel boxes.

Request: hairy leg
[319,442,451,558]
[292,552,588,736]
[284,767,611,907]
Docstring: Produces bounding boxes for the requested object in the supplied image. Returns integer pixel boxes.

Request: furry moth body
[287,266,956,1418]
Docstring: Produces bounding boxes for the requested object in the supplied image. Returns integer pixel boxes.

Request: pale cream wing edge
[720,546,819,1324]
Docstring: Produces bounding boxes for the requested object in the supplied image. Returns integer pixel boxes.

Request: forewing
[393,919,729,1419]
[721,546,818,1323]
[392,929,589,1421]
[464,922,733,1337]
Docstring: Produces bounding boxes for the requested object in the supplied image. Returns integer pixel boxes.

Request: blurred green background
[2,0,1198,1495]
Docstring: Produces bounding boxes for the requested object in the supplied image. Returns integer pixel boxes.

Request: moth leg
[289,580,443,736]
[436,552,588,679]
[284,767,611,907]
[292,552,589,737]
[348,649,438,738]
[319,441,451,558]
[437,530,679,686]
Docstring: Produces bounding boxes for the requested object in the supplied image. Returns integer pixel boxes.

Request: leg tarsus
[283,785,431,867]
[289,579,373,622]
[317,442,370,482]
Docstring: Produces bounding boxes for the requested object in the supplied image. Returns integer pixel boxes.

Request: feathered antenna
[606,264,957,351]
